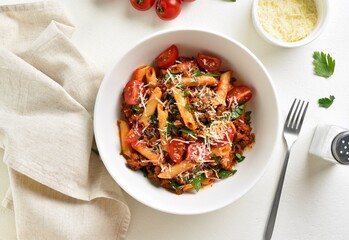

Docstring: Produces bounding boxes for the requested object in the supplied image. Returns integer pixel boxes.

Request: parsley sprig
[318,95,335,108]
[312,51,335,78]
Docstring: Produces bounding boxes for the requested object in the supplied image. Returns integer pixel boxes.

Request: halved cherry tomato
[123,79,144,105]
[186,142,210,161]
[155,44,179,69]
[168,137,187,163]
[211,126,235,148]
[130,0,155,11]
[226,85,253,106]
[125,123,143,144]
[197,53,222,72]
[156,0,182,21]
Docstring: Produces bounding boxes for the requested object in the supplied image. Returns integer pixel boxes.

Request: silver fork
[264,99,309,240]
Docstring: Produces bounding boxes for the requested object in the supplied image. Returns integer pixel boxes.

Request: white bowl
[94,29,281,215]
[252,0,330,48]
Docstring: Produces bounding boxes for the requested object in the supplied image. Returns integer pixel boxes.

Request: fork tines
[285,99,309,131]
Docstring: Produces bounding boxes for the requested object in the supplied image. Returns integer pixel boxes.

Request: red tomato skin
[168,137,187,163]
[186,142,210,161]
[212,126,235,148]
[123,79,143,105]
[156,0,182,21]
[226,85,253,106]
[156,44,179,69]
[197,53,222,72]
[130,0,155,11]
[125,124,143,144]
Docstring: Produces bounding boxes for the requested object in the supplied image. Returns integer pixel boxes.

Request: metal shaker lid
[331,131,349,165]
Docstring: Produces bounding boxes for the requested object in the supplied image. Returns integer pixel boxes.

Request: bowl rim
[94,28,282,215]
[251,0,330,48]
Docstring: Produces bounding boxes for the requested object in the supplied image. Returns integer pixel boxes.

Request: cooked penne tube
[171,87,197,130]
[131,142,161,165]
[132,65,150,81]
[157,103,168,151]
[145,66,158,87]
[181,75,219,87]
[158,160,197,179]
[210,144,231,158]
[212,71,233,106]
[117,120,133,158]
[139,87,162,126]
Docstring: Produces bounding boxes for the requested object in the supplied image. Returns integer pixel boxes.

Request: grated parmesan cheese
[258,0,318,42]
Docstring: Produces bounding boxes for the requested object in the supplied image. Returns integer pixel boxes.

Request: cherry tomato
[212,126,235,148]
[156,44,179,69]
[168,137,187,163]
[186,142,210,161]
[130,0,155,11]
[197,53,222,72]
[156,0,182,21]
[125,123,143,144]
[123,79,144,105]
[226,85,253,106]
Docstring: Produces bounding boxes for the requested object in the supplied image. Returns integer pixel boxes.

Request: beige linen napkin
[0,1,130,239]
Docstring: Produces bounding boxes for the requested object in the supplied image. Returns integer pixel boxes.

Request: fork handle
[264,149,291,240]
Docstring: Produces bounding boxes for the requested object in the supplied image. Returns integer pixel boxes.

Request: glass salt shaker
[309,124,349,165]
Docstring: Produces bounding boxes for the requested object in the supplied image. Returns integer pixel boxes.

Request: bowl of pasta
[94,29,281,215]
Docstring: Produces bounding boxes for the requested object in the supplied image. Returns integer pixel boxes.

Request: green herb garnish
[181,90,189,98]
[313,51,335,78]
[235,153,245,162]
[185,103,193,113]
[171,180,181,190]
[192,69,202,77]
[212,154,221,162]
[150,115,159,124]
[191,174,206,192]
[132,105,142,113]
[318,95,335,108]
[218,169,237,178]
[179,126,195,136]
[205,72,221,77]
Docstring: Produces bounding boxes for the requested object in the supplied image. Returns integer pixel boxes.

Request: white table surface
[1,0,349,239]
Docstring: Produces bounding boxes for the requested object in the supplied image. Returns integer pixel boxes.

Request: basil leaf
[205,72,221,77]
[179,126,195,136]
[171,180,181,190]
[150,115,159,124]
[191,174,206,192]
[192,69,202,77]
[218,169,237,178]
[235,153,245,162]
[132,105,142,113]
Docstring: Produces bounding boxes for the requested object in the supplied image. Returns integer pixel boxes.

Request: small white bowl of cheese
[252,0,329,48]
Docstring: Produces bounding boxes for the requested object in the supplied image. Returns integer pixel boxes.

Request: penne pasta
[131,141,161,165]
[117,120,133,158]
[139,87,162,126]
[171,87,197,130]
[212,71,233,106]
[157,103,169,151]
[145,66,158,87]
[132,65,150,81]
[181,75,219,87]
[157,160,197,179]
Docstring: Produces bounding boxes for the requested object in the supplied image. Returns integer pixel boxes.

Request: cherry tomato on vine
[130,0,155,11]
[168,137,187,163]
[226,85,253,106]
[197,53,222,72]
[156,44,179,69]
[123,79,144,105]
[156,0,182,21]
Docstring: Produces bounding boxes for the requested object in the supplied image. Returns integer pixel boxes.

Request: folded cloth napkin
[0,1,130,239]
